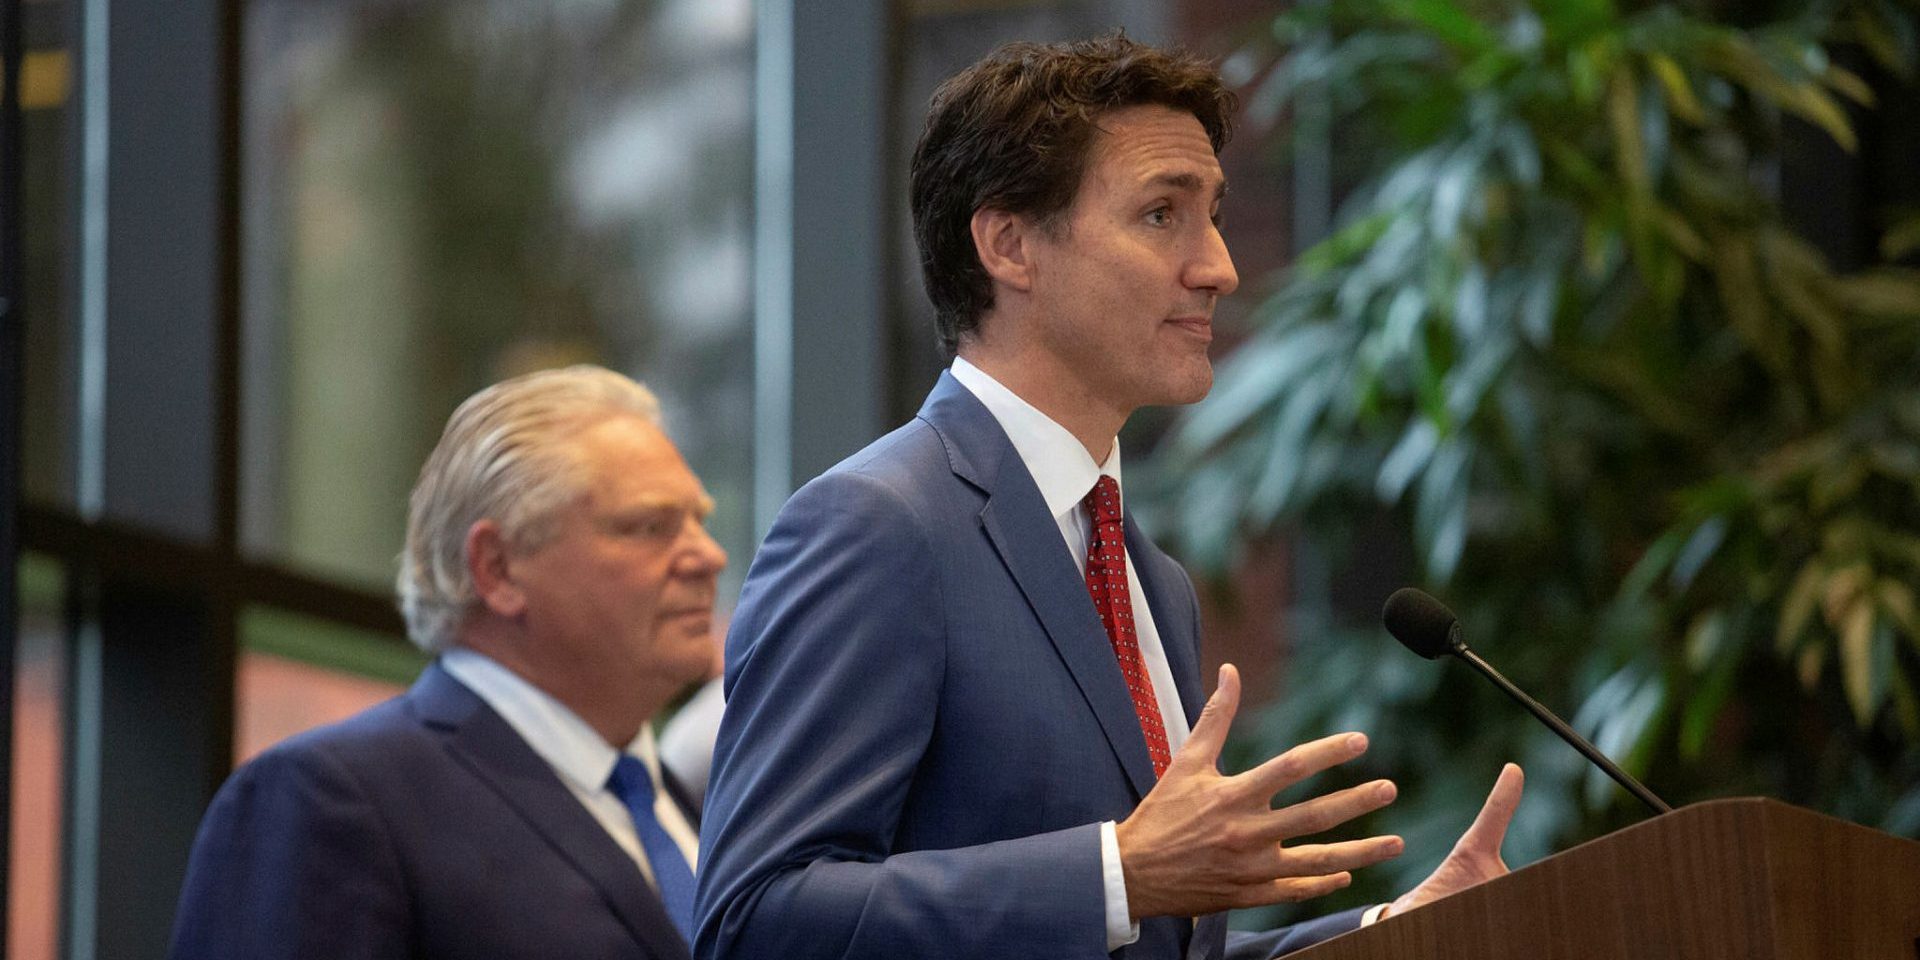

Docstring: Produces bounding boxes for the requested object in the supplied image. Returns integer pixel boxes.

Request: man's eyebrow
[617,492,714,515]
[1146,171,1229,200]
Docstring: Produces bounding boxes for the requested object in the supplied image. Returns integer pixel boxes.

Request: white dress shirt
[950,359,1391,937]
[950,357,1189,950]
[439,648,700,888]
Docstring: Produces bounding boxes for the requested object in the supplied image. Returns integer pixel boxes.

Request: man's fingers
[1176,664,1241,767]
[1238,731,1370,798]
[1271,835,1404,880]
[1252,871,1352,906]
[1456,762,1524,854]
[1255,778,1397,840]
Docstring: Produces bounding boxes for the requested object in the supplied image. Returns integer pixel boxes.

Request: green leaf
[1777,560,1825,654]
[1652,203,1709,263]
[1607,65,1649,193]
[1684,610,1728,671]
[1832,270,1920,320]
[1880,214,1920,261]
[1622,528,1687,602]
[1388,0,1496,54]
[1670,516,1728,590]
[1377,418,1440,502]
[1415,439,1471,582]
[1878,579,1920,642]
[1444,335,1512,422]
[1777,82,1860,152]
[1703,35,1858,151]
[1840,601,1878,725]
[1798,643,1825,689]
[1648,53,1705,125]
[1820,63,1875,106]
[1849,6,1909,77]
[1713,236,1789,376]
[1823,562,1873,626]
[1890,672,1920,739]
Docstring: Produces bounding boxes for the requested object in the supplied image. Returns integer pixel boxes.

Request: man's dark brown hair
[909,33,1236,357]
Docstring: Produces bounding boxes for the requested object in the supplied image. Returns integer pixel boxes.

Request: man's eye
[1145,207,1173,227]
[616,513,682,538]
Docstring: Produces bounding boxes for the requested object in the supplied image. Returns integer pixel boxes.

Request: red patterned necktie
[1082,475,1172,778]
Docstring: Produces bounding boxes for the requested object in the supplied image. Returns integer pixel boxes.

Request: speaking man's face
[1022,104,1238,414]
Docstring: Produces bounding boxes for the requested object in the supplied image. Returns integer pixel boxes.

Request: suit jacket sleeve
[693,469,1110,960]
[1222,908,1367,959]
[170,740,411,960]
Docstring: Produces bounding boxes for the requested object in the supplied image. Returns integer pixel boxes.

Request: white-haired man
[171,365,726,960]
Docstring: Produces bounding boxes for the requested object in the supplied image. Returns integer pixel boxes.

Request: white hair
[396,364,662,652]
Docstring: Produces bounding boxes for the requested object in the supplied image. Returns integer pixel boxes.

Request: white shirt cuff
[1100,821,1140,950]
[1361,903,1390,926]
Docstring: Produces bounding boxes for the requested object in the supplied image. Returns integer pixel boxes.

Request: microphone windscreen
[1382,588,1458,659]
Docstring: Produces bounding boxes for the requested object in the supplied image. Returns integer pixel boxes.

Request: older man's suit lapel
[920,371,1196,802]
[407,663,693,960]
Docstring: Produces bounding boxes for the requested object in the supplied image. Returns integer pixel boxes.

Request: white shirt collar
[438,647,664,797]
[949,356,1123,521]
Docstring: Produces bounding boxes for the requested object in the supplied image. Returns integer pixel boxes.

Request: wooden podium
[1290,798,1920,960]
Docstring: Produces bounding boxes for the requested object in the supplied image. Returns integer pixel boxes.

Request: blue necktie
[606,755,697,941]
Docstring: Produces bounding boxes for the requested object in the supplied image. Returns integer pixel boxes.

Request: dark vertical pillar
[2,0,29,940]
[753,0,892,538]
[62,0,237,955]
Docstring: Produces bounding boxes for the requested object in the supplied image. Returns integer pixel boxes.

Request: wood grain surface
[1283,798,1920,960]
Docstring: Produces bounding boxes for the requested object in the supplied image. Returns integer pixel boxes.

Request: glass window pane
[21,0,76,509]
[11,553,66,960]
[236,607,424,761]
[239,0,756,602]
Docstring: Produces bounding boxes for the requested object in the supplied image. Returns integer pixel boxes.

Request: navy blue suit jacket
[170,662,696,960]
[695,373,1361,960]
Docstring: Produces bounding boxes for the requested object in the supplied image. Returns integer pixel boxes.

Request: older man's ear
[465,520,525,619]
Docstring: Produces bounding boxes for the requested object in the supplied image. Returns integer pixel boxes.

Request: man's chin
[1153,364,1214,407]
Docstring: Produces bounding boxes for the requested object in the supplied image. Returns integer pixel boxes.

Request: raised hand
[1382,762,1524,919]
[1115,664,1405,919]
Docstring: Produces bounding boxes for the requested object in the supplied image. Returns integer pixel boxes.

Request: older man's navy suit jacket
[170,662,696,960]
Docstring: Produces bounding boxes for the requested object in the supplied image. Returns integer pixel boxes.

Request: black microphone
[1382,588,1672,815]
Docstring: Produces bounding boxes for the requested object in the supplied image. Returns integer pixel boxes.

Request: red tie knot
[1083,475,1124,527]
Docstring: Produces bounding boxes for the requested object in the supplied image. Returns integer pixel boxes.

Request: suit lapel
[920,374,1159,800]
[408,664,693,960]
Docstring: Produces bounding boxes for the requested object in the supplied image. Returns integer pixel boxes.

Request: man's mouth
[1165,316,1213,342]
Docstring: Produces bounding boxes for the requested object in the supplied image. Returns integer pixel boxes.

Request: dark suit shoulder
[807,418,950,498]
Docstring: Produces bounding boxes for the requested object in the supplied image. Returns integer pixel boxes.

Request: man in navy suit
[171,366,728,960]
[696,35,1524,960]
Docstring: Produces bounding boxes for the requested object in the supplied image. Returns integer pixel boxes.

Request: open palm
[1385,763,1524,919]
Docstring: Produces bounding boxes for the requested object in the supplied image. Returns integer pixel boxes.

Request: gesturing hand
[1382,763,1524,919]
[1114,664,1405,919]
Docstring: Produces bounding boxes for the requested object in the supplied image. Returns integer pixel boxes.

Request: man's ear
[971,207,1040,293]
[466,520,527,619]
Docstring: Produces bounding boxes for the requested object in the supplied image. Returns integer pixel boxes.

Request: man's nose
[682,523,728,574]
[1188,224,1239,296]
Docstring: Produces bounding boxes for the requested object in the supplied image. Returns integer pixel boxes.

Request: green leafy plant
[1147,0,1920,916]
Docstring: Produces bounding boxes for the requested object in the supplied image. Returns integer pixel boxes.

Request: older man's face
[1022,104,1238,413]
[509,414,727,694]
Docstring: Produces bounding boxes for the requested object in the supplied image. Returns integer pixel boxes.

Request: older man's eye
[1145,206,1173,227]
[612,512,683,539]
